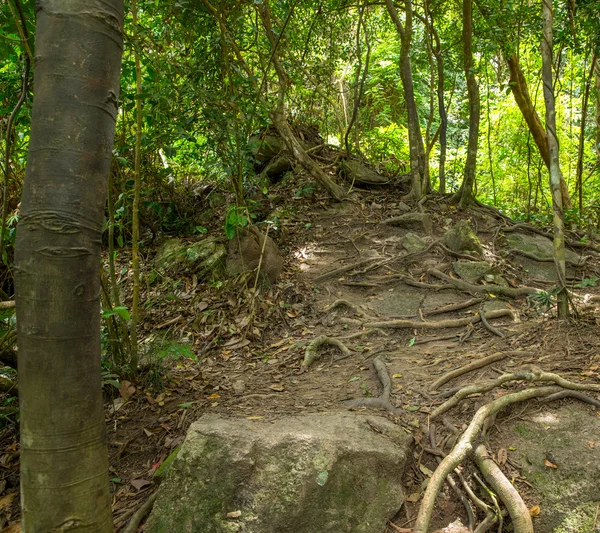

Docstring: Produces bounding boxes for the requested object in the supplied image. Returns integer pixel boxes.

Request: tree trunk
[595,60,600,165]
[386,0,429,200]
[541,0,568,318]
[576,54,597,214]
[14,1,123,530]
[507,53,572,208]
[455,0,480,208]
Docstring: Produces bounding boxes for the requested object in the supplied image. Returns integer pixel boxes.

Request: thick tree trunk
[455,0,480,208]
[541,0,568,318]
[430,15,448,194]
[386,0,429,200]
[14,1,123,530]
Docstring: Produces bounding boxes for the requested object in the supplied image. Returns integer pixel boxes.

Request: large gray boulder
[384,212,432,234]
[146,412,412,533]
[154,237,226,280]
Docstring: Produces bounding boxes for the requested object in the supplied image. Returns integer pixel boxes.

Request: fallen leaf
[207,393,221,400]
[119,380,136,401]
[392,373,403,379]
[246,416,264,420]
[529,505,541,517]
[419,464,434,477]
[143,428,154,438]
[130,478,152,491]
[227,510,242,519]
[497,448,508,465]
[544,459,558,469]
[0,491,17,512]
[405,491,421,503]
[269,384,285,392]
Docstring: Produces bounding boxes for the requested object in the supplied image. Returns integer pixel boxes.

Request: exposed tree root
[540,389,600,408]
[302,335,352,370]
[472,444,534,533]
[429,268,539,297]
[390,297,483,319]
[507,248,586,267]
[322,298,370,317]
[342,357,404,415]
[479,306,505,337]
[362,308,513,330]
[432,367,600,419]
[429,351,532,392]
[123,492,158,533]
[314,257,380,282]
[413,386,561,533]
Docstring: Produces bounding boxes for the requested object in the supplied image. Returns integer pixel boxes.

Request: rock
[384,213,432,234]
[402,232,429,254]
[505,232,579,281]
[226,226,283,284]
[260,156,293,184]
[453,261,492,283]
[509,404,600,532]
[442,221,483,256]
[248,134,287,162]
[339,159,390,186]
[146,412,412,533]
[154,237,226,280]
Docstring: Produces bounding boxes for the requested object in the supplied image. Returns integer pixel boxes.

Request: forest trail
[93,188,600,531]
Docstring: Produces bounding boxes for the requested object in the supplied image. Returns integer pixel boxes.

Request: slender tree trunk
[541,0,568,318]
[594,60,600,166]
[473,0,572,207]
[14,1,123,530]
[385,0,429,200]
[455,0,480,208]
[576,54,597,215]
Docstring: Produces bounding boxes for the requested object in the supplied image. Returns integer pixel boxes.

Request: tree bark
[14,1,123,530]
[455,0,480,208]
[385,0,429,200]
[541,0,569,318]
[594,60,600,166]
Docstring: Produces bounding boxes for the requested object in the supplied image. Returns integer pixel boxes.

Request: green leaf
[408,337,416,347]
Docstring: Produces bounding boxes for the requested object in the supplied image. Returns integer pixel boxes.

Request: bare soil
[2,185,600,533]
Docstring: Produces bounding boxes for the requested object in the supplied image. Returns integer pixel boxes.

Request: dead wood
[472,444,534,533]
[0,301,15,310]
[342,356,404,415]
[302,335,352,370]
[413,386,560,533]
[362,308,513,330]
[429,351,533,391]
[429,268,539,297]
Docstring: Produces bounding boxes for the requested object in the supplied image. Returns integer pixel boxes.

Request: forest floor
[2,182,600,533]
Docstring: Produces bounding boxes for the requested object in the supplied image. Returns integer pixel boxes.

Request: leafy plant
[224,205,250,239]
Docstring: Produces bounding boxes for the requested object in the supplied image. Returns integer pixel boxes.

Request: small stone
[232,380,245,395]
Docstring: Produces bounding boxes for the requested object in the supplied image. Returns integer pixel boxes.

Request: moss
[552,502,599,533]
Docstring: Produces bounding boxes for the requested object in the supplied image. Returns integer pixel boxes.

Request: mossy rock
[146,412,412,533]
[443,220,483,256]
[154,237,226,280]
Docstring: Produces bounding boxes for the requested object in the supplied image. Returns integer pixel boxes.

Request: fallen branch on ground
[429,351,533,392]
[314,257,380,282]
[302,335,352,370]
[429,268,539,297]
[342,356,404,415]
[361,308,513,330]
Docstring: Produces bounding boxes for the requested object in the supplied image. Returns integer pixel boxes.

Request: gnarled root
[343,356,404,415]
[301,335,352,370]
